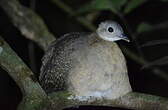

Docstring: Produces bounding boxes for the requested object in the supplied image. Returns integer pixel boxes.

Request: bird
[39,21,132,101]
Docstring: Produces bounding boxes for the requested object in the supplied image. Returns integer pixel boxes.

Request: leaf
[137,21,168,34]
[110,0,128,11]
[124,0,147,14]
[137,22,153,33]
[77,0,127,14]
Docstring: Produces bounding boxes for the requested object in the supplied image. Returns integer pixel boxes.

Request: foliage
[78,0,147,14]
[124,0,147,14]
[137,22,153,33]
[77,0,127,14]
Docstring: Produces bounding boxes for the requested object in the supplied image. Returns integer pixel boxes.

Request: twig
[141,39,168,47]
[121,46,168,80]
[50,0,96,31]
[28,41,37,74]
[0,36,48,110]
[141,56,168,69]
[117,13,145,58]
[49,91,168,110]
[28,0,37,73]
[0,0,55,50]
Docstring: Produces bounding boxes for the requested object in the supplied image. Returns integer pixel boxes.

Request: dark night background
[0,0,168,110]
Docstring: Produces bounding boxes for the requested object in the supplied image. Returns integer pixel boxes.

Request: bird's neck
[88,32,117,46]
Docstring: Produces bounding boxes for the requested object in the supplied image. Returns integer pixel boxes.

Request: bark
[0,0,55,50]
[48,91,168,110]
[0,36,48,110]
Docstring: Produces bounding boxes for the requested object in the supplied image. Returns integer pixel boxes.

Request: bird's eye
[108,27,114,33]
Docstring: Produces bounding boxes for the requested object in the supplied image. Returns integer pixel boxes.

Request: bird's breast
[67,39,132,99]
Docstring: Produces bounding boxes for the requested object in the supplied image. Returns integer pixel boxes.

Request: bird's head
[96,21,130,42]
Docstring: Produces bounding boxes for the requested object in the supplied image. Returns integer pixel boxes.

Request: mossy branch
[48,91,168,110]
[0,0,55,50]
[0,36,48,110]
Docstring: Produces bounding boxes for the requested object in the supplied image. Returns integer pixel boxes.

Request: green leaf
[110,0,127,11]
[137,22,153,33]
[77,0,127,14]
[124,0,147,14]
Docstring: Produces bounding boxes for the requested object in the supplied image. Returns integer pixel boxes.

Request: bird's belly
[67,42,131,99]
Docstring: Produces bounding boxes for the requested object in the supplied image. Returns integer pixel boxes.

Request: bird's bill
[117,34,130,42]
[121,36,130,42]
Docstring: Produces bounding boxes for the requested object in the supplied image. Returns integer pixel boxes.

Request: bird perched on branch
[39,21,132,101]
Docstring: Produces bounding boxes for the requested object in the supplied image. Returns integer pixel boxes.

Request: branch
[141,39,168,47]
[117,13,145,58]
[0,0,55,50]
[48,91,168,110]
[120,46,168,80]
[141,56,168,69]
[50,0,96,31]
[0,36,47,110]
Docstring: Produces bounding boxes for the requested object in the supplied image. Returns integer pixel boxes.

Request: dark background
[0,0,168,110]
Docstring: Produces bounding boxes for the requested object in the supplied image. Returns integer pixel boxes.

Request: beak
[118,34,130,42]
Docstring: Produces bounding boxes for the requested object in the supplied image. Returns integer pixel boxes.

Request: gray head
[96,21,129,42]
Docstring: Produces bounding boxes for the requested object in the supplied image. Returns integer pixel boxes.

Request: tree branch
[0,36,47,110]
[50,0,96,31]
[120,46,168,80]
[0,0,55,50]
[48,91,168,110]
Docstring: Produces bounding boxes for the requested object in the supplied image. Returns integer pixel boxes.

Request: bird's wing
[39,40,56,81]
[40,32,91,73]
[40,33,77,80]
[39,32,89,91]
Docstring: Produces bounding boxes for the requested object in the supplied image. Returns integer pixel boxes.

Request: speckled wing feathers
[39,32,89,93]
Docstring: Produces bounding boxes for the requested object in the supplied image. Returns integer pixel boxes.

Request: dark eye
[108,27,114,33]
